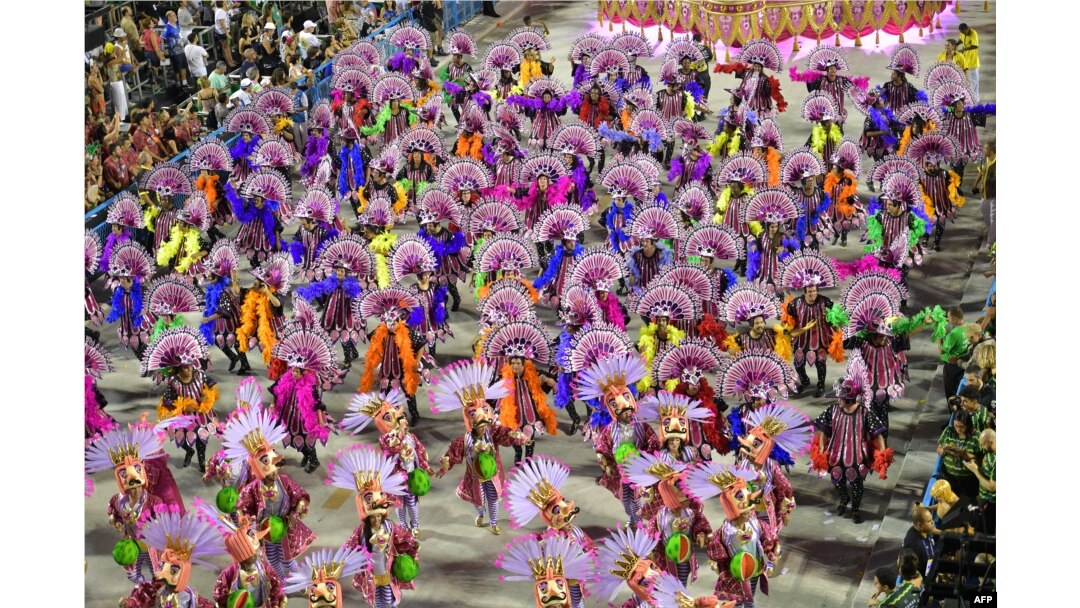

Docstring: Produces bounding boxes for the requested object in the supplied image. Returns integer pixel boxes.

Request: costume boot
[448,283,461,312]
[305,447,320,474]
[182,444,195,468]
[196,439,207,473]
[407,395,421,427]
[235,352,251,376]
[566,402,581,436]
[221,345,239,372]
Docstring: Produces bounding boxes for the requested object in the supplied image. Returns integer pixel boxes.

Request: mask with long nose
[463,399,494,434]
[604,385,638,423]
[113,455,146,493]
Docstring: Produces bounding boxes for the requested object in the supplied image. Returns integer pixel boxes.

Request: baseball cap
[240,78,252,89]
[303,20,316,29]
[113,28,126,38]
[264,22,276,30]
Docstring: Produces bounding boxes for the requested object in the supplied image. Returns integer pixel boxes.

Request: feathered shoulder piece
[589,47,630,81]
[508,27,550,52]
[107,192,146,228]
[186,137,234,173]
[720,350,795,400]
[672,118,709,147]
[685,224,738,260]
[371,72,419,105]
[294,188,336,224]
[655,264,713,302]
[871,155,922,184]
[933,81,978,110]
[568,325,635,375]
[85,335,115,379]
[887,44,921,77]
[283,546,371,595]
[438,157,493,192]
[780,249,838,290]
[801,91,840,122]
[611,30,654,58]
[805,46,849,72]
[485,321,552,363]
[751,118,784,152]
[738,38,783,71]
[398,125,445,158]
[630,204,681,241]
[844,292,899,339]
[208,238,239,278]
[484,41,524,71]
[622,85,655,111]
[600,162,649,200]
[85,423,163,474]
[654,337,726,387]
[495,530,597,590]
[535,206,587,242]
[146,275,203,316]
[480,285,537,329]
[220,405,287,462]
[904,132,960,165]
[842,270,907,312]
[502,456,571,528]
[140,162,193,197]
[109,241,153,278]
[559,285,602,327]
[552,122,600,158]
[924,62,968,92]
[418,189,463,226]
[349,40,385,66]
[521,151,570,183]
[831,138,862,175]
[467,198,521,235]
[781,147,825,183]
[476,234,539,273]
[331,67,373,96]
[388,23,431,51]
[718,152,766,185]
[683,460,757,503]
[141,326,209,375]
[253,86,295,116]
[444,28,477,56]
[673,183,712,224]
[722,282,780,324]
[390,235,437,282]
[637,283,698,321]
[241,168,291,204]
[896,102,941,128]
[359,287,420,325]
[309,99,335,131]
[225,107,272,136]
[330,49,369,75]
[569,32,606,63]
[746,187,799,223]
[429,358,509,413]
[592,526,660,604]
[665,39,703,64]
[569,247,625,292]
[251,252,293,295]
[317,234,374,276]
[273,325,337,373]
[252,135,292,168]
[524,76,567,99]
[327,443,408,496]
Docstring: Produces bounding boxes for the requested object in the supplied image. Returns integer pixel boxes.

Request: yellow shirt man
[957,24,981,100]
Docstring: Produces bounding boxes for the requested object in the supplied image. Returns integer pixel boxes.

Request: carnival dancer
[484,321,558,463]
[202,378,265,492]
[228,168,289,267]
[120,509,225,608]
[853,88,899,192]
[106,241,153,358]
[440,29,477,122]
[907,132,966,251]
[825,139,864,245]
[362,72,420,147]
[802,92,843,167]
[300,99,336,192]
[100,192,145,274]
[718,349,798,456]
[654,337,731,459]
[533,205,589,310]
[270,326,337,474]
[882,45,924,113]
[200,501,286,608]
[508,76,575,151]
[390,236,449,361]
[157,193,212,277]
[289,188,340,283]
[225,107,273,184]
[591,525,664,608]
[294,235,372,368]
[550,288,601,437]
[864,168,932,305]
[139,162,193,252]
[433,359,528,535]
[331,68,372,212]
[721,283,791,360]
[713,153,766,277]
[283,545,372,608]
[668,119,714,190]
[493,530,598,608]
[484,41,523,102]
[187,137,235,241]
[714,38,788,119]
[681,224,739,331]
[780,147,831,249]
[85,336,117,437]
[780,250,844,397]
[358,287,427,426]
[512,152,572,241]
[895,102,941,158]
[552,122,601,213]
[417,188,468,313]
[569,246,629,329]
[790,46,869,124]
[934,81,992,189]
[396,126,445,214]
[744,188,800,294]
[143,274,203,344]
[635,284,696,392]
[626,204,679,295]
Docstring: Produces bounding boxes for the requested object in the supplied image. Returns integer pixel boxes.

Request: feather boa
[713,62,747,75]
[229,134,260,162]
[780,295,798,328]
[514,176,572,213]
[746,239,763,281]
[442,79,463,96]
[360,104,417,137]
[824,171,858,217]
[572,63,589,88]
[301,132,330,177]
[681,380,726,451]
[419,228,466,260]
[598,294,626,330]
[685,80,705,104]
[964,103,996,116]
[636,323,685,392]
[598,123,637,143]
[518,59,542,88]
[107,279,143,326]
[825,302,850,328]
[713,185,755,223]
[274,116,293,133]
[773,324,793,361]
[360,323,420,395]
[871,446,894,479]
[499,361,558,435]
[455,132,484,160]
[195,174,220,213]
[100,231,130,272]
[726,409,746,453]
[387,52,418,75]
[768,75,788,112]
[605,201,634,253]
[273,370,328,442]
[947,171,966,208]
[370,233,397,288]
[707,130,742,157]
[157,225,202,272]
[827,329,846,362]
[641,129,663,153]
[533,244,582,289]
[200,278,228,343]
[289,238,305,264]
[295,275,362,301]
[810,124,843,156]
[151,316,184,343]
[667,156,684,182]
[722,334,741,353]
[408,285,448,327]
[910,203,932,236]
[835,255,902,282]
[766,148,782,186]
[868,106,899,148]
[337,143,366,197]
[237,289,277,364]
[789,66,824,83]
[863,214,885,254]
[159,384,219,418]
[85,375,116,436]
[554,330,574,409]
[481,141,499,165]
[507,91,582,114]
[696,312,728,350]
[472,90,492,108]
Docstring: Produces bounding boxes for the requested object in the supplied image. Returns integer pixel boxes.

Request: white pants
[109,80,128,120]
[968,67,980,102]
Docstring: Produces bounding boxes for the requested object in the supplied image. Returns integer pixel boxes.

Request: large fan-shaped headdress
[887,44,921,77]
[896,102,941,128]
[484,321,552,363]
[508,27,551,52]
[658,58,680,85]
[655,264,714,303]
[781,147,826,182]
[924,61,968,92]
[717,153,767,185]
[251,252,293,295]
[665,39,703,63]
[331,49,370,75]
[175,191,211,231]
[535,206,588,242]
[327,443,408,496]
[371,72,418,106]
[139,162,193,197]
[484,41,524,71]
[559,285,603,327]
[219,405,286,465]
[388,23,431,51]
[240,168,291,204]
[723,282,780,324]
[738,38,783,71]
[389,235,437,282]
[750,118,784,152]
[834,352,872,402]
[871,155,922,184]
[224,107,272,136]
[905,132,960,165]
[672,118,709,147]
[720,351,795,400]
[780,249,838,289]
[685,224,739,260]
[273,325,338,374]
[621,85,656,111]
[476,234,539,273]
[493,100,527,132]
[880,171,923,210]
[805,46,849,72]
[438,157,493,192]
[369,142,402,176]
[85,230,101,275]
[746,187,799,223]
[570,32,607,63]
[830,138,863,174]
[629,204,681,241]
[592,526,660,604]
[145,275,202,316]
[252,135,293,169]
[467,198,521,235]
[208,238,239,278]
[600,162,650,200]
[186,137,234,173]
[108,241,153,278]
[349,40,385,66]
[444,28,476,56]
[480,284,538,329]
[283,546,372,596]
[317,234,374,276]
[844,292,900,339]
[253,86,295,116]
[568,324,635,375]
[331,67,373,96]
[308,99,335,131]
[611,30,654,58]
[627,152,663,187]
[589,47,630,80]
[85,337,114,384]
[841,270,907,312]
[397,125,445,158]
[85,423,163,476]
[673,183,712,224]
[635,391,714,429]
[106,192,146,229]
[801,91,840,122]
[683,459,758,504]
[568,247,625,293]
[294,187,336,224]
[743,401,814,464]
[552,122,600,158]
[520,152,570,183]
[141,326,209,374]
[524,76,567,99]
[495,531,597,593]
[629,109,669,141]
[637,283,698,321]
[140,508,226,576]
[502,455,572,529]
[417,189,463,226]
[359,287,421,325]
[654,337,726,388]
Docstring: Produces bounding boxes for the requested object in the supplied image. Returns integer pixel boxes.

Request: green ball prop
[665,532,692,564]
[263,515,287,543]
[729,551,760,581]
[216,486,239,514]
[476,452,498,481]
[227,590,255,608]
[392,554,419,582]
[112,539,140,567]
[614,442,640,465]
[408,469,432,497]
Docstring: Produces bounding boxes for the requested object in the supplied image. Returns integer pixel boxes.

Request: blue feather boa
[387,53,418,74]
[573,64,589,88]
[722,269,737,293]
[746,240,763,281]
[533,245,582,289]
[867,196,882,217]
[868,106,899,148]
[614,77,629,92]
[605,201,634,252]
[555,329,574,409]
[295,275,361,301]
[654,192,669,209]
[597,123,637,143]
[107,279,143,327]
[637,74,651,90]
[915,89,929,103]
[910,200,933,234]
[337,143,366,197]
[965,103,996,115]
[686,81,705,104]
[200,278,228,343]
[642,129,663,153]
[289,239,305,264]
[727,410,744,453]
[419,228,466,263]
[230,134,260,161]
[407,285,448,328]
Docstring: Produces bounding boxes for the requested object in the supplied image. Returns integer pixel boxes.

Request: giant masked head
[618,554,660,601]
[604,382,638,424]
[241,428,284,480]
[307,563,346,608]
[530,556,571,608]
[658,402,689,448]
[112,453,146,494]
[717,471,760,520]
[354,471,391,522]
[737,415,789,466]
[155,547,193,591]
[530,479,580,531]
[463,397,495,434]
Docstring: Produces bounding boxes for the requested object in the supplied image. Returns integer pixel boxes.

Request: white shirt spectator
[298,30,321,59]
[214,7,230,35]
[230,88,254,107]
[185,42,209,77]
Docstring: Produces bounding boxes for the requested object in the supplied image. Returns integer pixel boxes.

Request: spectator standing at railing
[901,504,941,580]
[105,31,131,121]
[299,20,324,67]
[239,48,260,79]
[87,62,106,116]
[963,428,995,535]
[185,34,210,81]
[139,18,166,89]
[178,1,197,42]
[956,383,993,434]
[194,76,216,111]
[237,11,259,56]
[163,11,190,89]
[290,79,309,151]
[257,22,282,75]
[416,0,445,65]
[119,6,141,57]
[214,0,239,69]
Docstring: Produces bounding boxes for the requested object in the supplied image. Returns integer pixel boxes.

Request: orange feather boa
[780,296,797,328]
[360,323,420,396]
[157,384,219,419]
[827,329,846,362]
[810,439,829,472]
[766,148,781,186]
[456,133,484,161]
[477,276,539,302]
[195,174,220,213]
[237,290,277,364]
[824,170,858,217]
[498,361,558,435]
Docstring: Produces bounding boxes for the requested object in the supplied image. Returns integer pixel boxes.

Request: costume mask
[604,385,637,422]
[224,515,269,563]
[659,410,689,445]
[533,563,570,608]
[308,566,345,608]
[739,421,780,466]
[113,455,146,493]
[623,557,659,600]
[657,475,689,511]
[372,399,407,435]
[531,480,580,530]
[354,472,390,522]
[155,549,192,590]
[246,437,284,480]
[718,477,759,520]
[463,399,494,434]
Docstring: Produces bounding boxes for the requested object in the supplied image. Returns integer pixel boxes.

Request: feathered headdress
[186,137,234,173]
[224,107,272,136]
[833,352,872,402]
[574,351,646,403]
[108,241,153,278]
[830,138,863,174]
[620,443,691,493]
[388,23,431,51]
[417,189,463,226]
[283,546,372,596]
[637,283,698,321]
[659,58,680,86]
[480,280,536,324]
[655,264,714,303]
[484,41,524,71]
[636,390,713,427]
[905,131,960,165]
[357,195,396,230]
[570,32,607,63]
[327,443,408,496]
[558,285,603,327]
[331,49,370,75]
[493,100,527,132]
[146,275,202,316]
[349,40,385,66]
[484,321,552,363]
[368,143,400,177]
[673,183,712,224]
[780,249,838,289]
[844,292,900,339]
[251,252,293,295]
[801,91,840,122]
[535,206,588,242]
[672,118,709,148]
[252,135,293,169]
[720,351,795,400]
[253,86,295,116]
[592,526,660,604]
[141,326,209,374]
[924,61,968,93]
[106,192,146,229]
[629,204,681,241]
[429,358,509,413]
[208,238,239,278]
[738,38,783,71]
[717,153,766,185]
[568,247,625,293]
[476,234,539,273]
[685,224,739,260]
[294,187,336,224]
[520,152,570,183]
[746,187,799,223]
[331,67,373,96]
[85,422,163,475]
[140,162,193,197]
[502,456,572,528]
[444,28,477,55]
[654,337,726,388]
[880,171,923,210]
[467,198,521,235]
[389,235,437,282]
[600,162,650,200]
[241,168,292,204]
[742,401,813,463]
[665,39,703,63]
[750,118,784,152]
[509,26,551,52]
[887,44,921,77]
[841,269,907,312]
[438,157,493,192]
[317,234,374,275]
[524,76,567,100]
[398,125,446,158]
[495,531,597,593]
[220,403,287,463]
[308,99,335,131]
[140,508,226,574]
[612,30,654,58]
[805,46,849,72]
[552,122,600,158]
[85,334,114,379]
[470,67,498,91]
[629,109,669,142]
[722,282,780,324]
[871,155,922,184]
[457,103,487,134]
[273,325,338,376]
[341,388,408,434]
[589,47,630,81]
[627,151,664,187]
[621,85,656,111]
[568,324,635,375]
[781,147,826,182]
[359,287,420,325]
[682,459,758,504]
[175,192,211,230]
[896,102,941,128]
[371,72,418,105]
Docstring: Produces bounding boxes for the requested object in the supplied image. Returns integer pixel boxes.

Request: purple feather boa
[419,228,466,261]
[99,231,130,272]
[507,91,582,114]
[301,132,330,177]
[230,134,260,161]
[443,80,464,96]
[554,330,574,408]
[295,275,361,301]
[481,142,498,165]
[667,153,712,182]
[472,91,492,108]
[387,53,418,75]
[229,184,282,248]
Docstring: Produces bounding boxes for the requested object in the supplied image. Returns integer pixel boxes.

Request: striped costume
[881,80,918,113]
[813,403,886,511]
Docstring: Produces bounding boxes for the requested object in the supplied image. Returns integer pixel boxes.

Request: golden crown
[312,562,345,583]
[673,591,696,608]
[645,462,678,481]
[357,396,390,417]
[353,470,381,493]
[529,556,565,580]
[600,371,628,392]
[757,415,788,438]
[240,429,269,455]
[456,383,488,404]
[609,551,643,580]
[657,403,689,419]
[164,533,196,561]
[527,479,559,509]
[107,441,142,466]
[709,470,738,489]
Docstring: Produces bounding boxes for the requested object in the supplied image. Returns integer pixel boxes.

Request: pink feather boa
[835,254,903,282]
[789,66,870,91]
[597,293,626,330]
[273,371,329,442]
[512,176,573,212]
[85,374,116,436]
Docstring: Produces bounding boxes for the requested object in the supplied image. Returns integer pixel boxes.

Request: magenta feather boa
[85,374,117,436]
[789,66,870,91]
[513,176,573,212]
[597,293,626,330]
[273,370,329,442]
[835,254,903,282]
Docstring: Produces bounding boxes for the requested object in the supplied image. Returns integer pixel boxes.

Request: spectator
[936,39,970,73]
[901,504,940,580]
[208,61,231,96]
[929,479,976,534]
[896,549,923,590]
[939,307,967,398]
[975,139,996,248]
[239,47,260,77]
[957,23,981,101]
[214,0,238,69]
[163,11,189,88]
[130,111,167,164]
[957,384,993,434]
[178,1,197,42]
[417,0,444,63]
[962,363,995,411]
[482,0,499,19]
[104,32,132,120]
[260,3,283,32]
[139,17,166,87]
[230,78,255,107]
[103,141,131,193]
[245,66,265,91]
[237,11,259,56]
[86,62,106,116]
[192,76,215,112]
[158,108,182,156]
[298,20,323,66]
[323,31,347,60]
[285,52,306,83]
[523,15,550,36]
[270,68,288,87]
[257,22,281,75]
[185,33,210,80]
[876,562,919,607]
[963,428,995,535]
[119,6,141,56]
[281,32,300,67]
[289,78,309,150]
[212,92,231,129]
[86,153,105,211]
[936,410,981,500]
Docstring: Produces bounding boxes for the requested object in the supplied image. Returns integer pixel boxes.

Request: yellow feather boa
[947,171,966,208]
[370,233,397,288]
[810,124,842,156]
[156,225,202,272]
[636,323,685,392]
[713,186,755,224]
[707,130,742,157]
[921,192,937,221]
[722,334,741,353]
[663,378,679,392]
[237,289,277,364]
[772,324,793,361]
[157,384,219,419]
[519,60,542,89]
[143,203,160,233]
[393,183,408,215]
[356,186,369,213]
[274,117,294,133]
[684,94,696,120]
